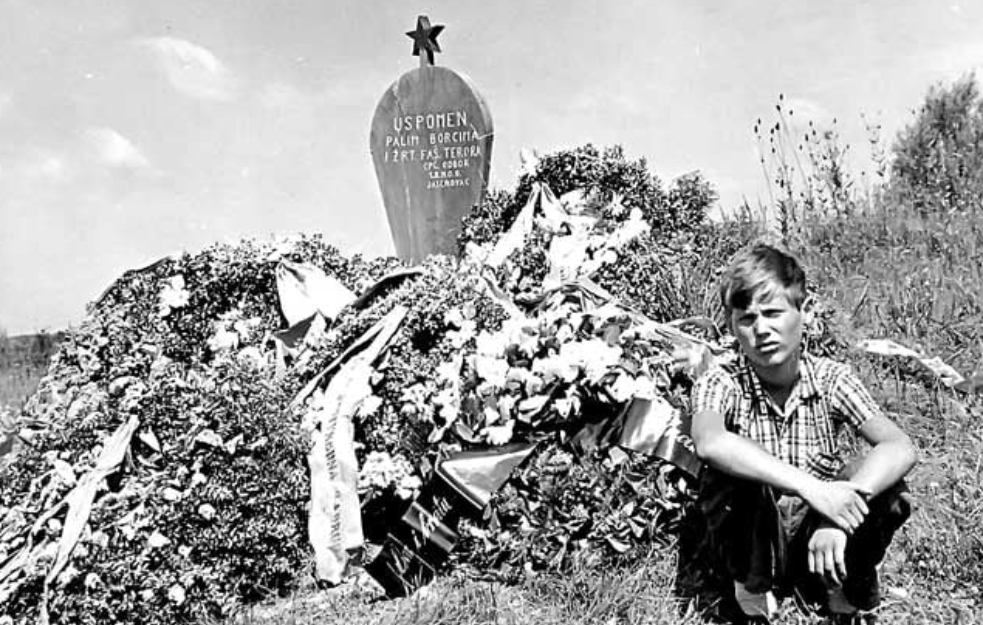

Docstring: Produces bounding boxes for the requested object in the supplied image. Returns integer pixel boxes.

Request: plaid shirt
[692,353,882,480]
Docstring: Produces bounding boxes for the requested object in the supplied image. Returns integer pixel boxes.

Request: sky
[1,0,981,334]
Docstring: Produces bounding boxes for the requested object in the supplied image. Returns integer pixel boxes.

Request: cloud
[0,93,11,118]
[139,36,236,101]
[38,155,68,180]
[86,127,150,169]
[11,152,73,184]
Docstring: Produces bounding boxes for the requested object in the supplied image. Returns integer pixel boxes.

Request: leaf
[194,429,223,449]
[137,430,162,454]
[148,531,171,549]
[605,536,630,553]
[50,458,77,487]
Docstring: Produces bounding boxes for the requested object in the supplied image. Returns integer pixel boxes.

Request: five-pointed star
[406,16,444,65]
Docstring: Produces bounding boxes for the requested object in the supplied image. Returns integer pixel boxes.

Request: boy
[691,243,917,623]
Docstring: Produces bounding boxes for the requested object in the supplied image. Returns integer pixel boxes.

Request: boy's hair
[720,242,807,315]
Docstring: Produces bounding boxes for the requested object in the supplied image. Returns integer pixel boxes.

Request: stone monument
[370,16,494,262]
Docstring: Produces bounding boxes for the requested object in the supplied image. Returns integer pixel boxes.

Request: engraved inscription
[382,108,483,190]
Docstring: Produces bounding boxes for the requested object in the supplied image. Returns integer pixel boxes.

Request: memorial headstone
[370,16,494,262]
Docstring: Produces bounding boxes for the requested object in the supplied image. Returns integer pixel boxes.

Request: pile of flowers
[0,148,733,624]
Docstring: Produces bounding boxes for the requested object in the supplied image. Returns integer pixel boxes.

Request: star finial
[406,15,444,67]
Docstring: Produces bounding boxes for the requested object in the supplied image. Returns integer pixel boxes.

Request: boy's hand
[801,479,870,533]
[808,525,849,585]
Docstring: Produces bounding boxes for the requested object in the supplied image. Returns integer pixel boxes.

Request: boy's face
[729,285,804,371]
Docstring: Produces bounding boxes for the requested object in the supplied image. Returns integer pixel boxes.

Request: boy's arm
[806,414,916,584]
[692,408,870,533]
[844,414,918,496]
[831,366,919,497]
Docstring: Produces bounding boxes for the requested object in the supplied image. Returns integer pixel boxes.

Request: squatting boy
[691,243,917,622]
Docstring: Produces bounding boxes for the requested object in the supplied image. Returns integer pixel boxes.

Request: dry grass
[236,546,706,625]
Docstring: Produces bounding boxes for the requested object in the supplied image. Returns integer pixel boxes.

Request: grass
[235,546,705,625]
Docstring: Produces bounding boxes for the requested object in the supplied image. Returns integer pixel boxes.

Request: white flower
[559,339,622,384]
[435,357,462,385]
[198,504,216,520]
[233,316,263,338]
[398,382,435,424]
[158,275,190,317]
[207,328,240,353]
[605,372,638,403]
[395,473,422,500]
[194,429,224,449]
[357,395,383,418]
[444,307,466,328]
[476,329,511,357]
[532,354,579,384]
[359,451,419,499]
[483,420,515,446]
[554,323,575,343]
[482,405,501,426]
[514,328,540,359]
[433,382,459,411]
[148,531,170,548]
[447,321,477,349]
[168,584,186,605]
[475,354,509,388]
[497,394,517,421]
[607,192,627,217]
[56,564,80,587]
[162,487,183,502]
[236,346,267,369]
[84,573,103,590]
[504,367,529,392]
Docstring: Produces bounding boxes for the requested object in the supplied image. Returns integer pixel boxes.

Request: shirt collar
[797,352,820,400]
[737,350,819,407]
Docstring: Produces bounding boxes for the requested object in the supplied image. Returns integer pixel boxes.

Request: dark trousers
[699,469,912,611]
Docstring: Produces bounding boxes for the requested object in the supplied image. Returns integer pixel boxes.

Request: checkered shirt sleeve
[692,366,737,421]
[829,362,883,430]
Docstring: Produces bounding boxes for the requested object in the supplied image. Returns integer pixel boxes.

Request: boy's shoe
[733,582,779,621]
[827,584,858,615]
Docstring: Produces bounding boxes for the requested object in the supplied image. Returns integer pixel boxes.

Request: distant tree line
[0,330,64,370]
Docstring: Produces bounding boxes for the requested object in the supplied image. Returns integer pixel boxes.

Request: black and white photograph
[1,2,980,623]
